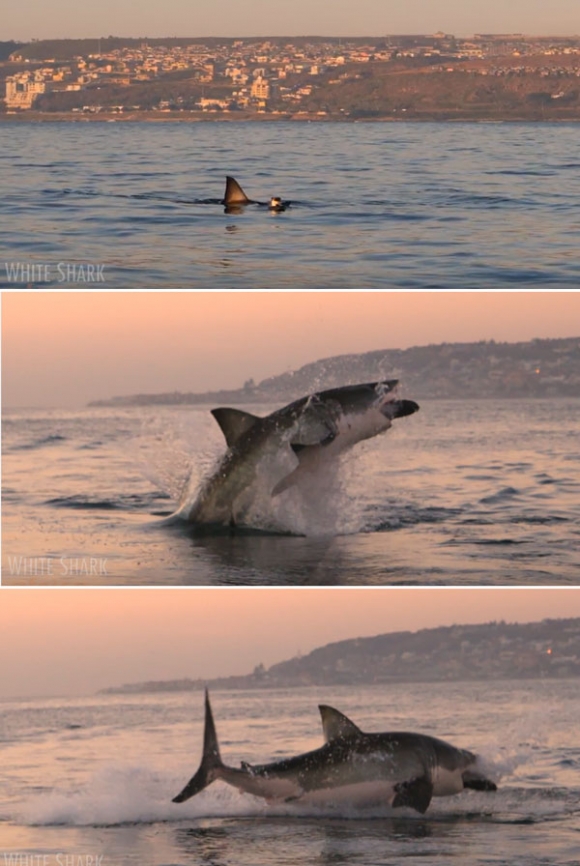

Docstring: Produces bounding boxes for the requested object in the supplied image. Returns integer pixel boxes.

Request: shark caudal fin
[172,690,224,803]
[224,176,253,206]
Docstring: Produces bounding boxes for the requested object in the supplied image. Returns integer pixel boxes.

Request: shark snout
[381,399,420,420]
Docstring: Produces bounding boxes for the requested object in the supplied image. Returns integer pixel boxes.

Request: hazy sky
[2,291,580,408]
[1,588,579,698]
[4,0,580,40]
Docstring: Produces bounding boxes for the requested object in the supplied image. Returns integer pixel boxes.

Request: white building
[5,74,48,109]
[250,74,270,101]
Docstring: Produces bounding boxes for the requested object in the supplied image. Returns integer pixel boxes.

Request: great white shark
[172,691,497,814]
[223,176,289,212]
[179,380,419,527]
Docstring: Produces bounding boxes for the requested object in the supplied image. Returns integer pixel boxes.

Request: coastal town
[2,32,580,120]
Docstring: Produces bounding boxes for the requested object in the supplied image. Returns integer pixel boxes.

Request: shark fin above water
[224,176,253,206]
[211,408,260,448]
[319,705,364,743]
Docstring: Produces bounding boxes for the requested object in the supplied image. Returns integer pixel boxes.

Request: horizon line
[6,31,580,43]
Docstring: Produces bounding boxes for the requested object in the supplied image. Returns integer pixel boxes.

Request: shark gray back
[172,692,496,814]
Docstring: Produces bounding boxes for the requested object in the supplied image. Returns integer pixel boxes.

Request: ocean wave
[45,493,170,511]
[9,434,68,452]
[480,487,521,505]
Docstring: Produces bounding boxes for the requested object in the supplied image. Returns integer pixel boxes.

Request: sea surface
[1,681,579,866]
[2,398,579,586]
[1,121,580,288]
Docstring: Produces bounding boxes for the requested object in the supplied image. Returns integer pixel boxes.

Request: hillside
[3,36,580,121]
[297,56,580,120]
[100,617,580,694]
[89,337,580,407]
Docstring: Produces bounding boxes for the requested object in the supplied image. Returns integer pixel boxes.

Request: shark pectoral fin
[270,442,331,498]
[270,444,321,497]
[271,405,339,497]
[271,468,303,497]
[211,408,260,448]
[319,705,363,743]
[392,777,433,814]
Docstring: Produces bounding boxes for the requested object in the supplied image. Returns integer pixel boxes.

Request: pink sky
[3,291,579,407]
[1,587,579,697]
[4,0,580,40]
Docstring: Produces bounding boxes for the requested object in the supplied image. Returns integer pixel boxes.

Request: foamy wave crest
[21,764,268,827]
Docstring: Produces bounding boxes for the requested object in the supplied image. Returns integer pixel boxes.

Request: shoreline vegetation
[88,337,580,407]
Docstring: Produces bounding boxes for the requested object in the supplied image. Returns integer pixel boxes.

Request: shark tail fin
[172,690,224,803]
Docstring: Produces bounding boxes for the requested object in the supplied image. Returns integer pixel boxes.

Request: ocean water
[1,681,579,866]
[1,121,580,289]
[2,398,579,586]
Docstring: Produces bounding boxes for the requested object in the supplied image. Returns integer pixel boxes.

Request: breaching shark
[172,691,497,814]
[223,176,289,212]
[179,380,419,528]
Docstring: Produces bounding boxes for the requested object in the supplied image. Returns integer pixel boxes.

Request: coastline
[2,110,580,123]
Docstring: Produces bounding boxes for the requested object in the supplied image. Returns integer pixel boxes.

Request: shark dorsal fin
[224,176,252,205]
[211,408,260,448]
[319,705,363,743]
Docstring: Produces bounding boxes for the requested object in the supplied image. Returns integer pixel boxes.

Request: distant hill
[89,337,580,407]
[6,36,436,62]
[0,41,23,62]
[99,617,580,694]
